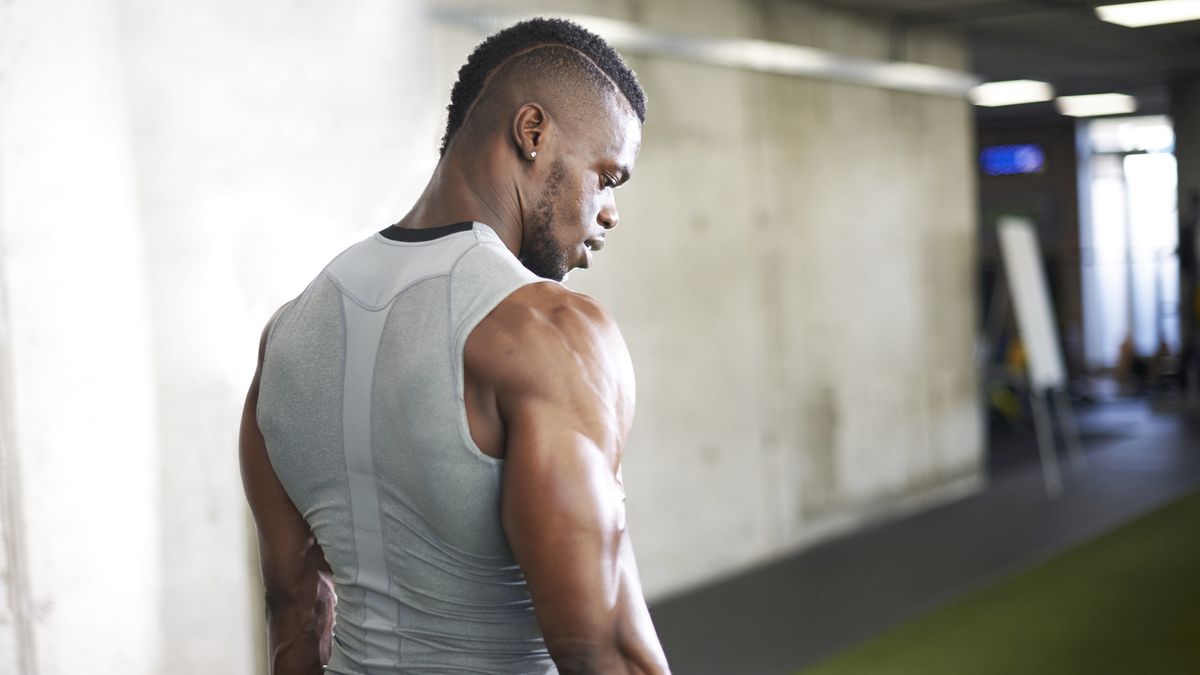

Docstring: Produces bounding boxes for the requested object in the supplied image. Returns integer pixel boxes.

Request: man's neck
[394,148,524,258]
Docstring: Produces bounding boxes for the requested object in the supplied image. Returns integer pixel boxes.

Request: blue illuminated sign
[980,144,1046,176]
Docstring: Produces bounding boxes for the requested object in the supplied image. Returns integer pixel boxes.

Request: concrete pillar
[119,1,434,670]
[2,1,434,672]
[0,1,163,672]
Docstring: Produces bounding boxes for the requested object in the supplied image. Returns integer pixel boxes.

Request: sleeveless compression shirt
[257,221,555,673]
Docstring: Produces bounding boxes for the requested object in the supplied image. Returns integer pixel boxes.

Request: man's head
[441,18,647,281]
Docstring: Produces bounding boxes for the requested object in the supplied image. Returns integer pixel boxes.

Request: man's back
[242,17,669,674]
[257,221,554,672]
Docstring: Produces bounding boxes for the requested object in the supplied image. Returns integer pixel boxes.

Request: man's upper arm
[480,287,667,672]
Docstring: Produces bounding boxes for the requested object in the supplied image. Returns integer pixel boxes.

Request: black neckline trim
[379,221,474,242]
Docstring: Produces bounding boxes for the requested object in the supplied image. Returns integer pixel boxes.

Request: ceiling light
[969,80,1055,107]
[1096,0,1200,27]
[1055,93,1138,117]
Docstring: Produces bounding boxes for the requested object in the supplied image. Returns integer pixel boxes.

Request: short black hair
[439,17,647,157]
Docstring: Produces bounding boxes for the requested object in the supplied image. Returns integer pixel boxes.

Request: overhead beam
[432,8,981,98]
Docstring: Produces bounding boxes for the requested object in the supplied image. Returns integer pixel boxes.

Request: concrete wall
[0,1,433,672]
[432,0,982,600]
[1,0,981,671]
[0,2,164,671]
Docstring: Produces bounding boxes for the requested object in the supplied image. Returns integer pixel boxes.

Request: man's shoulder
[467,283,625,384]
[486,282,615,344]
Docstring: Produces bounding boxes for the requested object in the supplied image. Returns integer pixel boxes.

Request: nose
[598,203,619,231]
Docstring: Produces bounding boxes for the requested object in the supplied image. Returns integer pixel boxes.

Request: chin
[531,266,568,283]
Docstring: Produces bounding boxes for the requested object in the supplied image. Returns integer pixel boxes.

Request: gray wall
[0,0,982,672]
[0,1,434,672]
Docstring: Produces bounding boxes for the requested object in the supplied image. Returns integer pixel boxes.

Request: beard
[518,158,570,282]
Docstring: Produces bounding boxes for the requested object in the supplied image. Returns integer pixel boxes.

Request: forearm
[265,578,335,675]
[549,566,669,675]
[552,641,670,675]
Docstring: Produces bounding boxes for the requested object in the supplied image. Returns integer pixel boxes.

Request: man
[239,17,670,674]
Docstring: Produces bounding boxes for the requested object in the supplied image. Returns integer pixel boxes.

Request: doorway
[1078,115,1179,378]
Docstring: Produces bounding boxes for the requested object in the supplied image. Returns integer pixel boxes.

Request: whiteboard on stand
[997,216,1067,392]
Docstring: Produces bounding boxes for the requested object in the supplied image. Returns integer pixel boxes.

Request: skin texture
[519,156,569,279]
[241,45,668,674]
[465,283,667,673]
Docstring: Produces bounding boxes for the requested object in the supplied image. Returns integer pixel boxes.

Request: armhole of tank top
[449,244,548,467]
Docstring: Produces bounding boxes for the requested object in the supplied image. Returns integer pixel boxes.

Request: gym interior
[1,1,1198,672]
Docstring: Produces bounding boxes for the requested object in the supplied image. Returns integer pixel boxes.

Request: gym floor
[648,395,1200,674]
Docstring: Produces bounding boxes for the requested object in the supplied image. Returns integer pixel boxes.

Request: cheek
[578,183,608,215]
[557,183,595,223]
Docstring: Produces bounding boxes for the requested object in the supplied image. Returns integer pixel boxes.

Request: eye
[600,173,616,190]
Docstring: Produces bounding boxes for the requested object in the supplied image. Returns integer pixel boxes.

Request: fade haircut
[439,17,647,157]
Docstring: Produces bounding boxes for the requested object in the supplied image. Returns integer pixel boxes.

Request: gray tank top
[257,221,555,674]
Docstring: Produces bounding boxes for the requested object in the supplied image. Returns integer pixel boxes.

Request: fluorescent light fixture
[1055,93,1137,117]
[1096,0,1200,27]
[969,80,1054,107]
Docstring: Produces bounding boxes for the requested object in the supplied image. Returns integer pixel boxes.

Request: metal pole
[1030,389,1063,498]
[985,273,1010,350]
[1052,388,1088,473]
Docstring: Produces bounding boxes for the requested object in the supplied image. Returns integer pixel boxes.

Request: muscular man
[239,17,670,674]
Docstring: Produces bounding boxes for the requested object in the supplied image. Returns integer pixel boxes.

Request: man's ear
[512,103,548,160]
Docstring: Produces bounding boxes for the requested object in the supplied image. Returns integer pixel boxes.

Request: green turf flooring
[800,489,1200,675]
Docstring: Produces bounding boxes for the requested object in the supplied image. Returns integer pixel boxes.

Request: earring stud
[529,151,537,159]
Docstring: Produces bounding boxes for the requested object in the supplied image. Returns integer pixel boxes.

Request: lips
[578,236,605,270]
